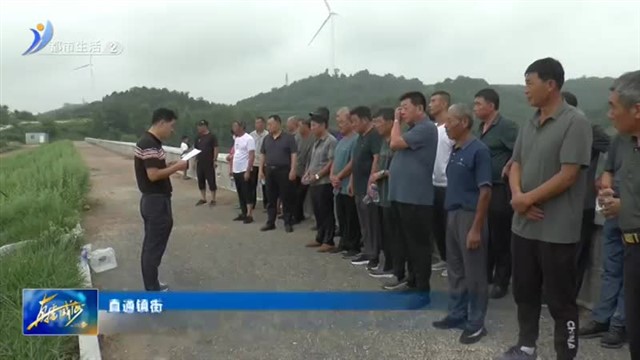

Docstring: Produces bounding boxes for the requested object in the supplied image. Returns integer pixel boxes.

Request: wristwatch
[314,174,320,180]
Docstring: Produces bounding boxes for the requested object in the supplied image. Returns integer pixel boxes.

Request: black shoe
[233,214,246,221]
[243,216,254,224]
[578,320,609,338]
[350,255,369,265]
[285,224,293,233]
[196,199,207,206]
[260,224,276,231]
[366,259,379,270]
[342,250,359,259]
[432,316,466,330]
[159,282,169,292]
[490,285,509,299]
[382,278,408,291]
[600,326,626,349]
[459,327,487,344]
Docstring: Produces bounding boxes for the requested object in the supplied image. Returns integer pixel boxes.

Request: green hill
[1,70,616,148]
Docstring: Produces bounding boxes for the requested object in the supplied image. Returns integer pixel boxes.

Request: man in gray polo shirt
[385,91,438,293]
[598,70,640,360]
[496,58,592,360]
[303,115,337,252]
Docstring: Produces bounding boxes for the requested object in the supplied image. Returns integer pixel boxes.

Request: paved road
[78,142,629,360]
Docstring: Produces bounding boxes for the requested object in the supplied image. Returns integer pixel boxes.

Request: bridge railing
[83,137,605,310]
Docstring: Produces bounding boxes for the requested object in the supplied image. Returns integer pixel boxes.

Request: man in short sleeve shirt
[599,70,640,360]
[194,120,219,206]
[304,115,338,251]
[348,106,383,270]
[497,58,593,360]
[384,91,438,293]
[134,108,187,291]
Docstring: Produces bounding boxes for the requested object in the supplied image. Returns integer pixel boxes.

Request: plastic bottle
[369,183,380,203]
[333,186,341,196]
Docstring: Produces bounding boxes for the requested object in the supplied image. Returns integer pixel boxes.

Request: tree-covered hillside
[1,70,616,148]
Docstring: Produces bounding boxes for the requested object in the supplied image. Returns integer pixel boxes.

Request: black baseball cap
[309,107,330,120]
[197,119,208,127]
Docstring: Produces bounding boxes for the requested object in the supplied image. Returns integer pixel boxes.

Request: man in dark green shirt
[368,108,395,279]
[473,88,519,300]
[599,70,640,360]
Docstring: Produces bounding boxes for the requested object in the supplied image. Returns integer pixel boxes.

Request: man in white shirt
[231,121,256,224]
[250,117,269,210]
[180,135,190,179]
[429,91,454,276]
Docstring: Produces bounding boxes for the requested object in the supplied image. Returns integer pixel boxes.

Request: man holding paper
[134,108,187,292]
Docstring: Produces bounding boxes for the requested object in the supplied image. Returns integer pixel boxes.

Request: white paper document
[181,148,201,161]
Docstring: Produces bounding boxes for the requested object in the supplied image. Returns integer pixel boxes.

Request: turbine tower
[73,54,95,99]
[308,0,339,77]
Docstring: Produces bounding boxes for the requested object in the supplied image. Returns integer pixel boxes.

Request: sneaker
[209,200,217,206]
[243,216,254,224]
[196,199,207,206]
[431,260,447,271]
[600,326,626,349]
[460,326,487,344]
[432,316,466,330]
[368,268,394,279]
[351,255,369,265]
[382,278,408,291]
[159,282,169,292]
[441,269,448,277]
[366,259,379,270]
[233,214,246,221]
[494,345,537,360]
[578,320,609,338]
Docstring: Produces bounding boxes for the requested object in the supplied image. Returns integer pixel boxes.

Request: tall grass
[0,141,89,360]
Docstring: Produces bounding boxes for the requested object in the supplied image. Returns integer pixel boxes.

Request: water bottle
[369,183,380,203]
[88,247,118,273]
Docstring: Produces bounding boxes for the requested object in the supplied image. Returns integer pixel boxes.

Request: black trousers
[512,234,578,360]
[432,186,447,261]
[310,184,335,245]
[265,165,294,226]
[379,205,394,271]
[575,208,596,297]
[196,163,216,191]
[293,176,309,223]
[140,194,173,291]
[391,201,433,291]
[233,172,251,216]
[624,242,640,360]
[249,166,267,209]
[382,203,407,281]
[336,193,360,251]
[487,183,513,287]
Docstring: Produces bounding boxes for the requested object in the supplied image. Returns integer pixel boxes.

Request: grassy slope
[0,141,89,360]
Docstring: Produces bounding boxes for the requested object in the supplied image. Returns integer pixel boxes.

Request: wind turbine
[73,54,95,99]
[308,0,339,77]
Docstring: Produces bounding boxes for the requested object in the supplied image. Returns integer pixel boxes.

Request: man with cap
[194,119,219,206]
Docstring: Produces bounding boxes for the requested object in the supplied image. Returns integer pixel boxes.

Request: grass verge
[0,141,89,360]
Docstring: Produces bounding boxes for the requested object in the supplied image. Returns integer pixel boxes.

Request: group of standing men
[133,57,640,360]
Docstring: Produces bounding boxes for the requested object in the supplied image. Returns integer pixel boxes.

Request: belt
[623,232,640,245]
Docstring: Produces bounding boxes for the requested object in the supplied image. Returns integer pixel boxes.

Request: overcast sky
[1,0,639,113]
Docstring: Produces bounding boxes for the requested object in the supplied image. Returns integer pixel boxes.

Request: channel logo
[22,20,54,56]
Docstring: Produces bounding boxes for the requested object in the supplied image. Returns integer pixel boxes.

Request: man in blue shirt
[330,109,360,256]
[384,91,438,293]
[431,103,492,345]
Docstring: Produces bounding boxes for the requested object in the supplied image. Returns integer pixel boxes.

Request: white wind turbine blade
[308,14,331,46]
[323,0,331,12]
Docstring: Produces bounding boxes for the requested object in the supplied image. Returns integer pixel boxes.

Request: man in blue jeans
[579,134,626,348]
